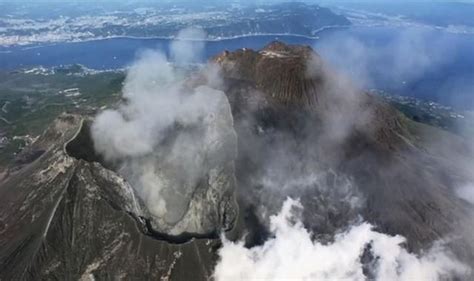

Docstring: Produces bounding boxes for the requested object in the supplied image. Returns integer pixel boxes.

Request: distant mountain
[202,3,351,38]
[334,2,474,27]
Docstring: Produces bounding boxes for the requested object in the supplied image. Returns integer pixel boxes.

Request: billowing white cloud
[91,28,231,226]
[316,27,452,89]
[170,27,207,65]
[214,198,470,281]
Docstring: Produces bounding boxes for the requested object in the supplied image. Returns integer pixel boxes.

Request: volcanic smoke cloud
[91,27,471,280]
[211,32,472,280]
[91,27,228,220]
[214,198,469,281]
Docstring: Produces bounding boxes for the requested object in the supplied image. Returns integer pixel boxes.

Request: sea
[1,26,473,109]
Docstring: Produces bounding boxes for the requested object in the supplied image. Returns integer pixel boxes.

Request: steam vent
[0,42,473,280]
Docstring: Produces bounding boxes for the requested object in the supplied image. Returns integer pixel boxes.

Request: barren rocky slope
[214,42,474,258]
[0,115,225,280]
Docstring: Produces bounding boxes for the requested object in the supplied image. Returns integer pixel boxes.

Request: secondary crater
[65,116,238,244]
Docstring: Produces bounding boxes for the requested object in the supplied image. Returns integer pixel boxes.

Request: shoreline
[3,23,474,51]
[1,25,350,51]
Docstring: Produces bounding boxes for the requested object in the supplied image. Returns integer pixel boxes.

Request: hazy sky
[1,0,473,7]
[1,0,473,3]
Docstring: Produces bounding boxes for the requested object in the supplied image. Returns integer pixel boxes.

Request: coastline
[3,22,474,51]
[1,25,350,51]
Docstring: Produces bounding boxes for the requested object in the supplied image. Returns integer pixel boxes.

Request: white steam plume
[457,183,474,205]
[455,114,474,205]
[316,27,452,89]
[214,198,470,281]
[91,28,234,230]
[171,27,206,65]
[92,49,220,161]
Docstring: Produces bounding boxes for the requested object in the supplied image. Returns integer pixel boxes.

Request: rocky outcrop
[214,41,321,107]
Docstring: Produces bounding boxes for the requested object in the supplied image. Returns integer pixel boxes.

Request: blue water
[0,35,318,70]
[1,26,473,108]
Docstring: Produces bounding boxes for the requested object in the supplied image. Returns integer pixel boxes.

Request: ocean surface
[1,26,473,108]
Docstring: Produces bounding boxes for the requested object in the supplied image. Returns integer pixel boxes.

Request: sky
[1,0,473,3]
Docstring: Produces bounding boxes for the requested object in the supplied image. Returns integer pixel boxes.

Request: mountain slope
[0,115,223,280]
[0,42,473,279]
[213,42,474,258]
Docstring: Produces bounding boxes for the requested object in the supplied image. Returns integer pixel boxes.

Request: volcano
[0,42,473,280]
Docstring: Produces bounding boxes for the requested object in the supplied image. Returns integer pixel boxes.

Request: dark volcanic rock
[214,41,321,107]
[0,115,222,280]
[214,42,474,262]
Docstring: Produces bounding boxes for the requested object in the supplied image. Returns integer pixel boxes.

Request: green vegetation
[376,91,474,138]
[0,67,471,169]
[0,66,125,166]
